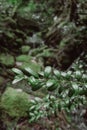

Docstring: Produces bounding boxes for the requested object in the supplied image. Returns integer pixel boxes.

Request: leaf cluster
[12,62,87,122]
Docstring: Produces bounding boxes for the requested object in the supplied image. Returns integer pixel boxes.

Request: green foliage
[12,68,25,84]
[2,0,87,126]
[7,0,22,5]
[27,0,37,12]
[28,95,59,123]
[12,62,87,122]
[17,0,37,18]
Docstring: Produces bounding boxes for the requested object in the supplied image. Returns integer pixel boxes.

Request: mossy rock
[16,55,42,73]
[16,55,32,62]
[1,87,32,118]
[21,45,30,54]
[20,62,41,73]
[0,54,15,67]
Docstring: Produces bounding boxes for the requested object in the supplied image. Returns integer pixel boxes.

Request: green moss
[1,87,31,118]
[16,55,32,62]
[0,54,15,67]
[20,62,41,73]
[21,45,30,54]
[16,55,42,73]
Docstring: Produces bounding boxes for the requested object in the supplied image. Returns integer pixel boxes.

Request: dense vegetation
[0,0,87,130]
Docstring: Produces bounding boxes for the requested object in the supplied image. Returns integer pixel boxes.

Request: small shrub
[12,62,87,122]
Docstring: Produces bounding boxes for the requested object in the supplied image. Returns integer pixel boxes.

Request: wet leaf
[25,67,39,78]
[44,66,52,78]
[12,68,23,75]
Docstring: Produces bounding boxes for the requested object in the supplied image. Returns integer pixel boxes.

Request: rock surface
[0,54,15,67]
[1,87,32,118]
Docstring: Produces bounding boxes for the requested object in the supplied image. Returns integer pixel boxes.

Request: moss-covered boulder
[21,45,30,54]
[21,62,41,73]
[1,87,32,118]
[16,55,32,62]
[16,55,42,73]
[0,54,15,67]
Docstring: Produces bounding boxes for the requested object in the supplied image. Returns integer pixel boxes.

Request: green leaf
[29,112,34,116]
[61,72,67,77]
[72,83,79,95]
[28,76,37,86]
[34,111,38,115]
[31,83,43,91]
[25,67,39,78]
[12,68,23,75]
[72,83,79,90]
[46,79,55,87]
[12,76,24,84]
[53,69,61,78]
[38,71,44,76]
[28,77,43,91]
[29,106,36,111]
[29,116,36,123]
[36,114,41,120]
[35,97,42,102]
[75,71,82,79]
[30,100,36,104]
[44,66,52,78]
[46,80,58,91]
